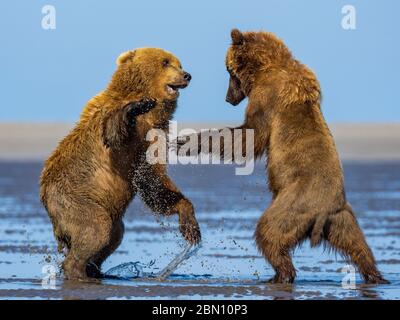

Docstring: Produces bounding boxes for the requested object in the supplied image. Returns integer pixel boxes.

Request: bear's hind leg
[63,215,112,281]
[255,206,311,284]
[63,248,89,281]
[325,204,389,284]
[87,219,125,278]
[255,223,296,284]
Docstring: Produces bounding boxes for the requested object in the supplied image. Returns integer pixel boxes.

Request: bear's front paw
[177,200,201,245]
[180,214,201,245]
[128,98,157,117]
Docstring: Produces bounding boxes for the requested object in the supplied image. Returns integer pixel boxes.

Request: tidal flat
[0,162,399,299]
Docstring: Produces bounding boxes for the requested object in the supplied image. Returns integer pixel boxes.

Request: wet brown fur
[40,48,200,281]
[188,29,387,284]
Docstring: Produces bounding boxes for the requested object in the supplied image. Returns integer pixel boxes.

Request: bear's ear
[116,50,135,65]
[231,29,244,45]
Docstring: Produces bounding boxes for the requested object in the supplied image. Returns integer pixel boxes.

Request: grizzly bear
[40,48,201,281]
[181,29,388,284]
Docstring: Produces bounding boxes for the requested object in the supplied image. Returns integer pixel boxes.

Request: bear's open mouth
[166,83,188,95]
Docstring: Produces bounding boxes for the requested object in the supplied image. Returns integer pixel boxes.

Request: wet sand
[0,161,399,299]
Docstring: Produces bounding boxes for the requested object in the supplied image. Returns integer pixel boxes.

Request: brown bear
[40,48,201,281]
[181,29,388,284]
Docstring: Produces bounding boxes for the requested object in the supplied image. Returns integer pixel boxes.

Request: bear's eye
[162,59,170,67]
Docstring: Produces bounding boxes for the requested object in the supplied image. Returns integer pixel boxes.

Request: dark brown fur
[40,48,200,281]
[230,29,388,284]
[182,29,388,284]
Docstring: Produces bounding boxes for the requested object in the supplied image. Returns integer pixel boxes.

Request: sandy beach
[0,122,399,161]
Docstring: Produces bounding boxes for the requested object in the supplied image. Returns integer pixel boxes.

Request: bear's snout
[183,71,191,82]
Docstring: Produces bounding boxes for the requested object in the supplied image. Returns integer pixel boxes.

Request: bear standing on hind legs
[183,29,388,284]
[40,48,200,281]
[226,29,389,284]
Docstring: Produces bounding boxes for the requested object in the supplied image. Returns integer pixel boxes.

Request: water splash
[103,243,201,280]
[104,260,156,279]
[157,243,201,280]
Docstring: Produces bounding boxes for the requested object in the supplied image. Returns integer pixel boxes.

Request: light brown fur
[40,48,200,280]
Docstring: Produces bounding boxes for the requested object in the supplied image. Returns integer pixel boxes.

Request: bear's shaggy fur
[40,48,200,280]
[226,29,388,284]
[184,29,387,284]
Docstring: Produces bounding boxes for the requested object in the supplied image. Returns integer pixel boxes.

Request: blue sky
[0,0,398,122]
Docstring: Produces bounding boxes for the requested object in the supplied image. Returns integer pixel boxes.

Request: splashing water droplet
[104,260,156,279]
[157,243,201,280]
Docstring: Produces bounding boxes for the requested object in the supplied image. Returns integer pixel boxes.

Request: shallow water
[0,161,399,300]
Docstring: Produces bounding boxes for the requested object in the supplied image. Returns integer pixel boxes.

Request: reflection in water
[268,283,294,300]
[357,284,381,299]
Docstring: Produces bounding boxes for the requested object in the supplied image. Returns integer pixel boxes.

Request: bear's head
[109,48,191,102]
[225,29,294,106]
